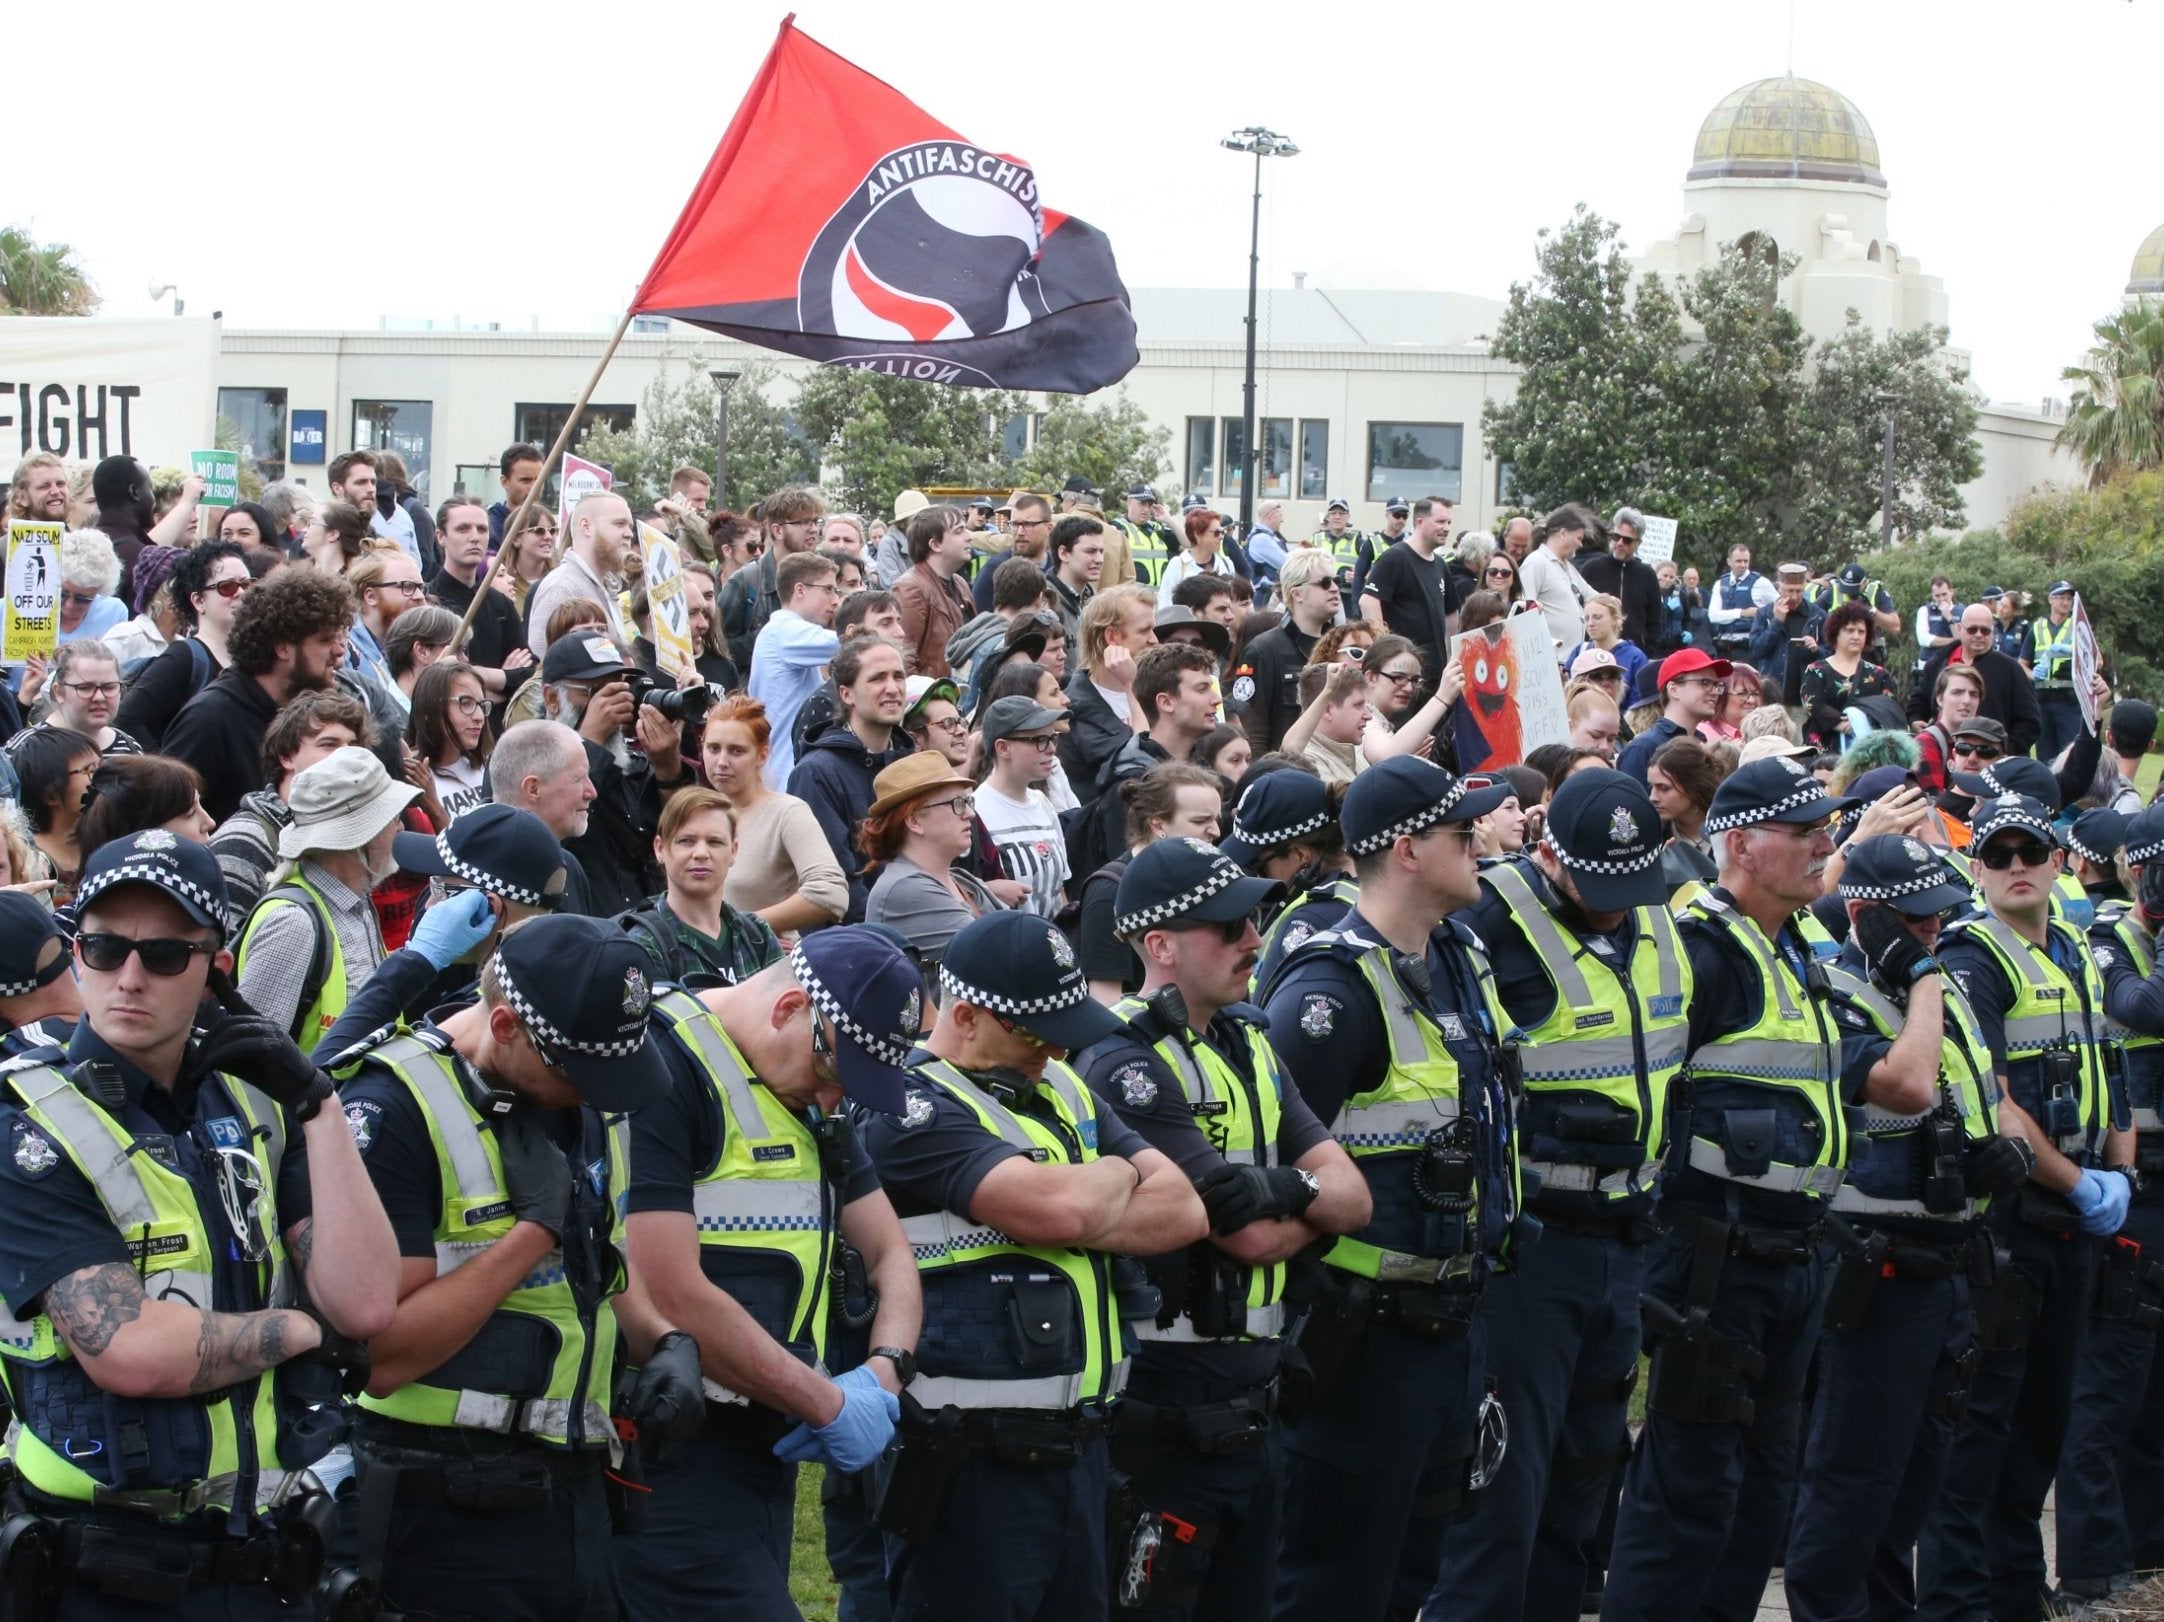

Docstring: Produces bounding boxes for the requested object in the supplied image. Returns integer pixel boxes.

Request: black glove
[1194,1164,1318,1234]
[296,1305,371,1398]
[1965,1135,2037,1200]
[495,1110,572,1239]
[1852,904,1938,990]
[194,1003,334,1121]
[2140,860,2164,925]
[620,1330,703,1466]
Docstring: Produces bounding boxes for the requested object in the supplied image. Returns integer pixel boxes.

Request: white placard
[1635,514,1678,565]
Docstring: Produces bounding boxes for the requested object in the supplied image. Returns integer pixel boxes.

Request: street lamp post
[711,367,741,507]
[1220,127,1298,544]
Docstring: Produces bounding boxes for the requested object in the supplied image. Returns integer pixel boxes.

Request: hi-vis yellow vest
[236,874,349,1046]
[1945,912,2113,1163]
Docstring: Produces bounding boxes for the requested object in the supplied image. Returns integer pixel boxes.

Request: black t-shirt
[1076,861,1141,992]
[1362,542,1457,668]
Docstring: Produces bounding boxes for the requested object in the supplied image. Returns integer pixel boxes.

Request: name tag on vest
[752,1144,796,1163]
[465,1201,514,1228]
[1575,1012,1615,1030]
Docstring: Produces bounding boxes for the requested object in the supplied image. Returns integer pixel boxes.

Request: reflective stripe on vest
[900,1059,1126,1409]
[0,1061,301,1514]
[2033,616,2077,683]
[353,1036,628,1448]
[1948,913,2110,1159]
[2099,909,2164,1132]
[235,875,350,1044]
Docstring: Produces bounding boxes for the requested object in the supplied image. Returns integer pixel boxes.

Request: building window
[353,400,435,496]
[1366,421,1463,505]
[629,315,671,334]
[218,387,288,484]
[453,463,498,501]
[1185,418,1215,498]
[1002,412,1032,462]
[1298,420,1329,499]
[514,402,637,455]
[1219,416,1291,498]
[1496,460,1517,506]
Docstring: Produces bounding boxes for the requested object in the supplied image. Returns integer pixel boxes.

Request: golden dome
[1689,76,1886,187]
[2131,223,2164,297]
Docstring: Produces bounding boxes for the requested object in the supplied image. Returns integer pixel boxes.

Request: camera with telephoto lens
[1920,1102,1968,1215]
[629,674,713,724]
[2040,1049,2082,1140]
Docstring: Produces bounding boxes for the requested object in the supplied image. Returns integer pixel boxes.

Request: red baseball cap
[1656,648,1733,688]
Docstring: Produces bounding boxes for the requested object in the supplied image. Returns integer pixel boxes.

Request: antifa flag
[632,16,1139,394]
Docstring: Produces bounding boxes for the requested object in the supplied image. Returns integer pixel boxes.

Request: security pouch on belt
[1109,1470,1218,1613]
[1281,1269,1377,1420]
[2040,1049,2084,1147]
[1110,1388,1274,1462]
[1969,1240,2037,1353]
[1820,1215,1893,1334]
[868,1399,971,1545]
[2097,1233,2164,1330]
[1640,1217,1767,1427]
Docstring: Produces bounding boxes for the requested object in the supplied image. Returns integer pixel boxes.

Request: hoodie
[786,725,917,923]
[945,610,1011,678]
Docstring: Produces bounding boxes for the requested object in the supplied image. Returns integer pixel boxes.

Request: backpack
[120,635,211,695]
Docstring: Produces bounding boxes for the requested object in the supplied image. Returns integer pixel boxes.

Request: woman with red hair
[1157,507,1232,607]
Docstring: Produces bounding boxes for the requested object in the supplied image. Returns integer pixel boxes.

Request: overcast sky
[21,0,2155,406]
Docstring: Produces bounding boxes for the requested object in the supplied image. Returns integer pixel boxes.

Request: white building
[198,78,2135,547]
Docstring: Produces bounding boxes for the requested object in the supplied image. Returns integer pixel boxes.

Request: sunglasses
[77,933,217,976]
[1170,915,1252,945]
[1485,566,1514,579]
[1952,742,2002,760]
[207,578,252,599]
[61,590,103,609]
[1978,839,2055,871]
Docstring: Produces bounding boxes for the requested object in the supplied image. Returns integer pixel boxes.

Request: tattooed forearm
[287,1218,314,1277]
[188,1309,301,1394]
[43,1263,146,1357]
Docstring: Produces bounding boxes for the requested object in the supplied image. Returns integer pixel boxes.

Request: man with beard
[427,495,532,696]
[527,490,638,657]
[345,547,427,695]
[6,451,68,525]
[165,568,358,821]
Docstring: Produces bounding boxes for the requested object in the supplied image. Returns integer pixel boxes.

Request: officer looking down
[0,831,400,1619]
[1220,770,1360,995]
[1258,756,1522,1622]
[0,890,86,1056]
[858,909,1207,1622]
[1076,837,1369,1619]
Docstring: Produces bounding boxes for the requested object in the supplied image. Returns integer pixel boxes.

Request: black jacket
[1578,552,1664,652]
[1070,735,1173,880]
[164,668,281,823]
[719,553,782,671]
[115,636,221,753]
[1059,671,1133,805]
[562,738,677,917]
[1227,621,1319,753]
[427,568,528,679]
[787,725,916,922]
[1962,649,2045,759]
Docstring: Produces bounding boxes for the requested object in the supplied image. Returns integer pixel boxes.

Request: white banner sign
[0,318,219,481]
[1635,514,1678,565]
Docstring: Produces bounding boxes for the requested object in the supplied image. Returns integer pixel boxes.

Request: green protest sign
[191,449,241,508]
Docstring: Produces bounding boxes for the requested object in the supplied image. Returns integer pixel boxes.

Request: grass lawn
[2140,750,2162,800]
[791,1465,842,1622]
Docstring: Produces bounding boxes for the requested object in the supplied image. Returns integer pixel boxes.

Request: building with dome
[2129,223,2164,300]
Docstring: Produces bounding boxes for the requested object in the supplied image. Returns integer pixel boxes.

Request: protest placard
[1636,514,1678,565]
[191,448,240,507]
[4,521,61,664]
[2072,593,2099,736]
[639,522,694,680]
[1449,609,1570,772]
[557,454,613,533]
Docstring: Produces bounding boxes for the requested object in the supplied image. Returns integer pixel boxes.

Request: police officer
[1425,768,1687,1622]
[2065,807,2131,915]
[858,909,1206,1622]
[0,890,84,1054]
[0,832,398,1618]
[1221,771,1359,992]
[1258,756,1521,1622]
[1600,756,1854,1621]
[1916,795,2132,1622]
[2054,804,2164,1601]
[1114,485,1178,588]
[1352,498,1410,603]
[1309,497,1365,611]
[1784,836,2035,1622]
[2031,581,2084,763]
[1073,839,1368,1618]
[615,929,923,1620]
[335,913,705,1621]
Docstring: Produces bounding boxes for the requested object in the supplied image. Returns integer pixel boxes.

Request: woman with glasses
[862,752,1007,983]
[1698,661,1765,744]
[1307,622,1375,668]
[9,726,99,908]
[1480,551,1523,603]
[1800,600,1898,751]
[115,538,251,752]
[407,660,495,826]
[1157,508,1232,608]
[1357,634,1462,764]
[981,661,1078,812]
[54,528,128,650]
[39,641,139,756]
[493,507,559,617]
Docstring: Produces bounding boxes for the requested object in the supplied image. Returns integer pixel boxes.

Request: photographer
[539,631,696,914]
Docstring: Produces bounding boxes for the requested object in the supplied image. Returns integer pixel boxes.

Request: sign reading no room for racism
[0,318,220,481]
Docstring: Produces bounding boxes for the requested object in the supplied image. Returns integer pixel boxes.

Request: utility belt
[2136,1133,2164,1184]
[868,1396,1112,1544]
[1638,1214,1819,1429]
[1822,1217,1976,1333]
[0,1488,368,1620]
[2009,1184,2088,1236]
[2097,1233,2164,1330]
[699,1397,795,1452]
[1531,1202,1662,1244]
[1109,1383,1277,1462]
[1281,1269,1476,1424]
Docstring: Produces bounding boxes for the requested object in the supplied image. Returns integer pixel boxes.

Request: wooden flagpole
[450,306,637,651]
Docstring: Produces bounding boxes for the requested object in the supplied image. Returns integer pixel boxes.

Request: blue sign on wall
[289,409,327,465]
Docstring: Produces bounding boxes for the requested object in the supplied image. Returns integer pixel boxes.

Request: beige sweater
[725,791,849,925]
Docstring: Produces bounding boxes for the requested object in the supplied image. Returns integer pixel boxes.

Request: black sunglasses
[77,933,216,976]
[1977,839,2055,871]
[1952,742,2002,760]
[1170,915,1249,945]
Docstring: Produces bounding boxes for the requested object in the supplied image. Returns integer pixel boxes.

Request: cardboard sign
[557,453,614,534]
[1449,609,1571,772]
[191,448,240,508]
[1635,514,1678,565]
[2072,593,2099,737]
[4,521,61,664]
[639,522,695,680]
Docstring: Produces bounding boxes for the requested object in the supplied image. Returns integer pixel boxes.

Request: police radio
[1413,1121,1477,1213]
[1920,1100,1968,1216]
[2040,1049,2082,1141]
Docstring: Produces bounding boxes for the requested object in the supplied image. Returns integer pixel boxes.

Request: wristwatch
[869,1346,917,1387]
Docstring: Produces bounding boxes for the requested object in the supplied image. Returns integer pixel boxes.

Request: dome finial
[1689,76,1885,188]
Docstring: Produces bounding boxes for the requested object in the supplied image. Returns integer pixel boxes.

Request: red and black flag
[633,17,1138,394]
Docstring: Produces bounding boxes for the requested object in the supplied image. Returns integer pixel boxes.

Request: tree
[1790,318,1982,558]
[0,226,98,316]
[792,370,1021,521]
[575,360,815,514]
[1483,206,1678,520]
[2059,300,2164,489]
[1007,390,1170,501]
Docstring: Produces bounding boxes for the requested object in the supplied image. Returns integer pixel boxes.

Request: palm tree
[0,226,99,316]
[2059,300,2164,487]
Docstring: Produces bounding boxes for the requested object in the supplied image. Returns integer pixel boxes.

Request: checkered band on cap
[789,944,913,1069]
[1837,861,1962,903]
[1345,778,1470,857]
[492,949,647,1060]
[1703,776,1833,835]
[1114,856,1249,936]
[1541,832,1665,878]
[1231,806,1330,851]
[2065,829,2114,866]
[75,860,226,934]
[938,963,1091,1020]
[2127,828,2164,866]
[434,828,546,907]
[1974,807,2057,846]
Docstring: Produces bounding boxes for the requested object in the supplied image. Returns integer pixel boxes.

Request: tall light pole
[710,367,740,507]
[1220,127,1298,543]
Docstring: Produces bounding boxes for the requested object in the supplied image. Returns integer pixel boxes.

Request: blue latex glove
[2068,1167,2132,1236]
[772,1364,900,1472]
[409,888,497,970]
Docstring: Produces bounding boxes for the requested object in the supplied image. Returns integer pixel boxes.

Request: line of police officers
[1,739,2162,1622]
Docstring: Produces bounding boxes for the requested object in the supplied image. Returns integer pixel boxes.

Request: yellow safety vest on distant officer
[649,990,835,1398]
[1113,1000,1289,1343]
[1309,526,1365,583]
[0,1060,300,1517]
[901,1059,1127,1411]
[1676,892,1849,1205]
[2096,904,2164,1138]
[1945,913,2114,1164]
[348,1032,629,1449]
[236,875,350,1047]
[1484,864,1691,1208]
[2033,615,2078,687]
